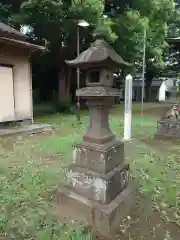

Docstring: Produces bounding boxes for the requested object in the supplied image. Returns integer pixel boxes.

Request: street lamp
[76,20,90,122]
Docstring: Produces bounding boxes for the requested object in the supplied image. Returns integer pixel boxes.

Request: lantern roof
[65,38,132,69]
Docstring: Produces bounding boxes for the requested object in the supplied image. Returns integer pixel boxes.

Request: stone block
[65,164,130,205]
[157,120,180,138]
[72,140,124,174]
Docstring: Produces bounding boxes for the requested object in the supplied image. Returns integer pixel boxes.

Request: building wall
[0,43,32,122]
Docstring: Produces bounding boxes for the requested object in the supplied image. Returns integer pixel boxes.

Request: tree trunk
[145,84,152,102]
[58,67,72,103]
[66,68,72,100]
[145,68,154,102]
[58,69,65,102]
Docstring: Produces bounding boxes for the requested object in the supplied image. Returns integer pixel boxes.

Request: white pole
[141,28,146,125]
[76,25,80,122]
[124,74,133,141]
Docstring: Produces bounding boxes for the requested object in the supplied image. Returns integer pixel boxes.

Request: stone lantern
[57,36,134,237]
[156,79,180,139]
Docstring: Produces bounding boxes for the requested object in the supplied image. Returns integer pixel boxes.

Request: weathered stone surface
[65,164,130,204]
[72,140,124,173]
[156,103,180,139]
[65,39,131,70]
[82,98,115,144]
[76,86,120,97]
[86,69,113,87]
[57,36,133,237]
[56,183,135,237]
[157,119,180,138]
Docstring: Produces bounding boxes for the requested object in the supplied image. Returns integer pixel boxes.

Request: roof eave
[0,37,46,52]
[166,37,180,44]
[65,58,132,70]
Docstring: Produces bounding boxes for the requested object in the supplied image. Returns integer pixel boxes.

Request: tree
[168,0,180,37]
[105,0,176,100]
[0,0,178,103]
[0,3,12,24]
[9,0,116,104]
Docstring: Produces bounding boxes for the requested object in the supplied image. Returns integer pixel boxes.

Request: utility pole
[141,28,147,126]
[76,25,80,122]
[76,20,90,122]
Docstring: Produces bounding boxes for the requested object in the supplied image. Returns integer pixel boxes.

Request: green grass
[0,103,179,239]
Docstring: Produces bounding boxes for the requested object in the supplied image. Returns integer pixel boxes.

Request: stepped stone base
[57,138,135,237]
[156,120,180,139]
[56,183,135,237]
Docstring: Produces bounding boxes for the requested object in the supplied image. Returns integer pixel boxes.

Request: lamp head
[78,20,90,27]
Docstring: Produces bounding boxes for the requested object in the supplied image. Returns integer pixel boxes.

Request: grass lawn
[0,103,179,240]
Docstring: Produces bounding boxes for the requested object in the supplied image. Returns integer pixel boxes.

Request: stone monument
[156,79,180,139]
[57,36,134,237]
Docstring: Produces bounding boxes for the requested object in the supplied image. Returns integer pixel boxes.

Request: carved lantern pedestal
[56,38,135,237]
[156,96,180,139]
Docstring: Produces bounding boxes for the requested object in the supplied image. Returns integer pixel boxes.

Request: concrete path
[0,124,51,137]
